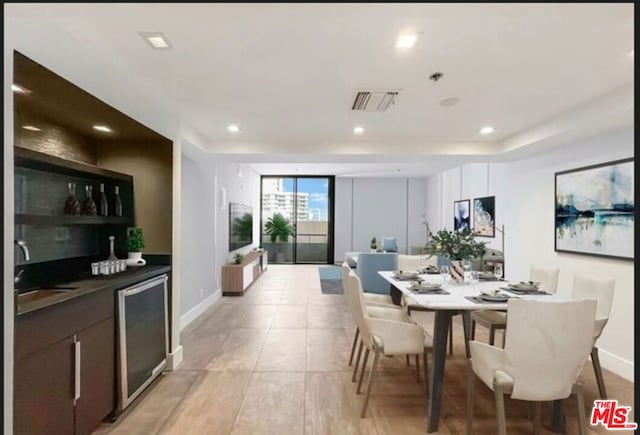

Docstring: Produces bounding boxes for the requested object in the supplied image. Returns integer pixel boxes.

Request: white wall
[428,127,634,380]
[180,155,216,317]
[334,177,429,260]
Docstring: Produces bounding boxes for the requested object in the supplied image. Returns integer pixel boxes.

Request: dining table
[378,270,572,433]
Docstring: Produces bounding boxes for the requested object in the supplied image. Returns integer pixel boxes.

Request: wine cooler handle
[74,335,81,403]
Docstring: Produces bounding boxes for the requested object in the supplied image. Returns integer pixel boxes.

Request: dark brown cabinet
[14,289,115,435]
[14,336,76,435]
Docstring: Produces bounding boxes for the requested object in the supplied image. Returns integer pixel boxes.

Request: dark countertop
[16,265,171,316]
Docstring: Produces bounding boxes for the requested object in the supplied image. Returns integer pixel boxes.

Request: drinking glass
[439,265,451,287]
[494,263,503,281]
[462,259,472,283]
[470,271,480,292]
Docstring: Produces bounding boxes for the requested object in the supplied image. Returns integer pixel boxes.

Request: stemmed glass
[494,263,503,281]
[439,265,451,288]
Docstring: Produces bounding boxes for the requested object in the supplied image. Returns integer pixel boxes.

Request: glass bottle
[107,235,118,262]
[63,182,81,215]
[99,183,109,216]
[82,185,97,216]
[114,186,123,217]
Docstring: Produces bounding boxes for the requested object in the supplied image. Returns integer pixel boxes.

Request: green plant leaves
[264,213,294,243]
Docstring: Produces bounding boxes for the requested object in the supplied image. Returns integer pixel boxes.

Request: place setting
[500,280,551,295]
[392,270,422,281]
[465,288,513,304]
[407,280,450,295]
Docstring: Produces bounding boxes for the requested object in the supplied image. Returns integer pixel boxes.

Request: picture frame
[453,199,471,232]
[554,157,634,260]
[473,196,495,237]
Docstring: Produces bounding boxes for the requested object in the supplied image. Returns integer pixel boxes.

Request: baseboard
[596,347,634,381]
[166,345,183,370]
[179,289,221,331]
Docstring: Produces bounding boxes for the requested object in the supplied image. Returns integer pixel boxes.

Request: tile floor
[95,265,634,434]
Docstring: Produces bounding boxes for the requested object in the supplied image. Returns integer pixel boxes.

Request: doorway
[260,176,335,264]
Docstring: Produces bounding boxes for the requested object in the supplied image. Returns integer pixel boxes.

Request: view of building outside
[261,177,330,263]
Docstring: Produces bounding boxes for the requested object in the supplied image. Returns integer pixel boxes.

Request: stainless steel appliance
[116,274,168,411]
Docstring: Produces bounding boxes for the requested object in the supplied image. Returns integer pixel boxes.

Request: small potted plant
[370,237,377,252]
[126,227,146,267]
[233,253,244,264]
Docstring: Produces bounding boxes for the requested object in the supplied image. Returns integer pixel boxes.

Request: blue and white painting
[555,158,634,260]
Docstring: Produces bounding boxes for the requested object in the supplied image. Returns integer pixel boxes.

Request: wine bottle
[114,186,123,217]
[99,183,109,216]
[64,182,81,215]
[82,185,97,216]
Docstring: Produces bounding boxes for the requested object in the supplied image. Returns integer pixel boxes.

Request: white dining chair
[467,299,597,435]
[471,265,559,346]
[341,263,412,369]
[571,275,615,399]
[345,271,432,418]
[342,262,398,309]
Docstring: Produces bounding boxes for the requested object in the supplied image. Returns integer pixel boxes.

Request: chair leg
[360,347,381,418]
[423,350,430,396]
[493,382,507,435]
[591,347,608,399]
[501,329,506,349]
[489,327,496,346]
[406,355,411,366]
[575,384,587,435]
[415,354,420,383]
[470,320,476,340]
[349,327,360,366]
[449,317,454,354]
[352,340,363,382]
[466,362,474,435]
[533,402,542,435]
[357,348,370,394]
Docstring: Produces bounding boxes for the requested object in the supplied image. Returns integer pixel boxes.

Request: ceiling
[6,3,634,176]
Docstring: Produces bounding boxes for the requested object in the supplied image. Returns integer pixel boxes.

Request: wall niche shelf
[15,214,133,226]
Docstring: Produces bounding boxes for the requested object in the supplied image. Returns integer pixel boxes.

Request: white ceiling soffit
[5,3,634,159]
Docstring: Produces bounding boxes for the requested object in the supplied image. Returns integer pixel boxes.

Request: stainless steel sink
[17,287,78,305]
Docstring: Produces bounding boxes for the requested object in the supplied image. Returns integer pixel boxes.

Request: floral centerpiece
[426,228,487,283]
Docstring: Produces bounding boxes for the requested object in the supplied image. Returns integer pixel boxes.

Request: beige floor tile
[250,291,283,305]
[206,329,269,371]
[308,308,346,330]
[197,303,248,331]
[231,372,305,435]
[179,329,230,370]
[160,370,252,435]
[235,304,277,328]
[94,371,199,434]
[306,328,350,371]
[305,371,380,435]
[272,304,308,328]
[255,329,307,372]
[280,291,309,305]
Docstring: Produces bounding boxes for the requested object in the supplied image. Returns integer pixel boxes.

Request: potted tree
[264,213,293,263]
[126,227,147,267]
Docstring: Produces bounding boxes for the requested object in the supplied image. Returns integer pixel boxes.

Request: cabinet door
[75,317,115,435]
[14,336,75,435]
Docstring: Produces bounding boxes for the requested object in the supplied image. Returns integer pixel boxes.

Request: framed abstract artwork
[453,199,471,232]
[555,157,634,260]
[473,196,495,237]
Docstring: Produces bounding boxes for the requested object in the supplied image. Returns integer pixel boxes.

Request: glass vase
[82,185,97,216]
[63,182,81,215]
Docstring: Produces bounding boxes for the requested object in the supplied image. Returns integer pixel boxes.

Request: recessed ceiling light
[353,126,365,134]
[22,125,41,132]
[479,126,495,135]
[93,125,112,133]
[12,84,31,94]
[440,97,459,107]
[395,33,418,49]
[227,124,240,133]
[139,32,171,49]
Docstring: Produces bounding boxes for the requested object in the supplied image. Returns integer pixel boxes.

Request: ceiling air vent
[351,90,399,112]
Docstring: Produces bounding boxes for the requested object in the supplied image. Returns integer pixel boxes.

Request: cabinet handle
[74,337,81,403]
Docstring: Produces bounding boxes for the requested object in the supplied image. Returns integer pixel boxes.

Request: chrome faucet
[15,240,30,262]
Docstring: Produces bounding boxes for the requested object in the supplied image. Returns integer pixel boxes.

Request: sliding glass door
[260,176,334,264]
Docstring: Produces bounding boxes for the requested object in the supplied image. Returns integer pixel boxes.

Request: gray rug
[320,279,343,294]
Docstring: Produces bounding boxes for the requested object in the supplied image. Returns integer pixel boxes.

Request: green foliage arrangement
[264,213,293,243]
[427,228,486,260]
[127,227,145,252]
[370,237,377,250]
[233,253,244,264]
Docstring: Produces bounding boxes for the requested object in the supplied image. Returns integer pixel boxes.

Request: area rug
[319,266,343,294]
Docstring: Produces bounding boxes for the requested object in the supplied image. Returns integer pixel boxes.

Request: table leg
[427,311,452,433]
[550,400,566,433]
[461,311,471,358]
